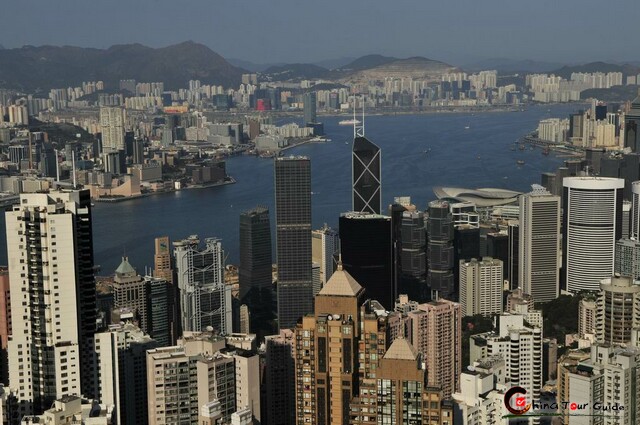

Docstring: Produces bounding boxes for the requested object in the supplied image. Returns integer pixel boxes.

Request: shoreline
[93,177,236,203]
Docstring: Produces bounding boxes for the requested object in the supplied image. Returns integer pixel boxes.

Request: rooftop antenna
[72,150,77,188]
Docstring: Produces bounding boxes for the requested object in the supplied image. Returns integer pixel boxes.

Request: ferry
[339,119,361,126]
[517,160,525,165]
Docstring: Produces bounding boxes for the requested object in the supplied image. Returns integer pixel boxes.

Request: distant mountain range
[0,41,638,92]
[0,41,245,91]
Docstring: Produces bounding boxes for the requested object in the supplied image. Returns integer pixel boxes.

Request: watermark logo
[503,386,531,415]
[502,386,625,419]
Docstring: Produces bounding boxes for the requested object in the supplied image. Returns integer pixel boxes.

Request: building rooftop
[383,337,418,361]
[115,256,136,275]
[318,264,363,297]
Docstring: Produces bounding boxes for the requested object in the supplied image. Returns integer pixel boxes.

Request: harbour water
[0,104,583,273]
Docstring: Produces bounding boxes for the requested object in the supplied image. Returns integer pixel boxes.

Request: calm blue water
[0,104,583,273]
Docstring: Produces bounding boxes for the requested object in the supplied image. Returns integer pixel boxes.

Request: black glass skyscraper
[339,212,394,309]
[275,157,313,329]
[624,94,640,152]
[353,137,381,214]
[427,200,454,300]
[239,206,272,301]
[303,91,317,125]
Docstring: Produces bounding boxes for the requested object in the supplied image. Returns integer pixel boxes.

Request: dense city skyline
[0,0,638,65]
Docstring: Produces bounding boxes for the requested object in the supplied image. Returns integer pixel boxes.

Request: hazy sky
[1,0,638,65]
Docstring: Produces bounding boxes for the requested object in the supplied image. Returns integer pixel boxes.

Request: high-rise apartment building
[146,332,260,425]
[427,200,455,300]
[339,212,394,308]
[174,236,232,335]
[563,177,624,292]
[311,224,339,286]
[578,298,597,339]
[406,300,462,399]
[274,156,313,330]
[507,220,519,289]
[264,329,296,425]
[93,323,158,425]
[239,206,272,302]
[519,186,561,303]
[470,314,543,404]
[459,257,503,317]
[294,266,388,425]
[350,337,455,425]
[352,136,381,214]
[0,269,9,385]
[564,344,640,425]
[6,190,97,415]
[614,238,640,279]
[595,275,640,345]
[100,107,126,153]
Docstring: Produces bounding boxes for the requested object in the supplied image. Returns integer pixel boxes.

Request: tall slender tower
[6,190,97,415]
[519,185,561,303]
[239,206,272,302]
[563,177,624,292]
[274,156,313,330]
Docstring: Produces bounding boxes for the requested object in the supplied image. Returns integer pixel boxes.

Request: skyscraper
[459,257,503,317]
[153,236,177,343]
[623,92,640,152]
[303,91,317,125]
[6,190,97,415]
[274,157,312,329]
[399,208,427,300]
[238,206,272,302]
[339,212,394,309]
[406,300,462,399]
[294,267,388,425]
[563,177,624,292]
[632,181,640,238]
[595,275,640,345]
[93,323,158,425]
[352,136,381,214]
[173,236,232,335]
[507,220,519,289]
[427,200,455,300]
[264,329,296,425]
[519,185,561,303]
[311,224,340,286]
[0,269,9,385]
[100,106,126,153]
[112,257,149,333]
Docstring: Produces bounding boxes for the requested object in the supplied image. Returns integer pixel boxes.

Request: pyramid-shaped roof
[318,264,363,297]
[115,256,136,275]
[383,337,418,361]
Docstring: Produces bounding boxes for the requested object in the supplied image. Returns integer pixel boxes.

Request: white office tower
[6,190,97,416]
[174,236,232,335]
[459,257,503,317]
[311,224,339,286]
[632,181,640,239]
[519,185,561,302]
[93,323,158,425]
[614,238,640,279]
[470,314,543,408]
[99,107,126,153]
[565,344,640,425]
[563,177,624,292]
[595,276,640,345]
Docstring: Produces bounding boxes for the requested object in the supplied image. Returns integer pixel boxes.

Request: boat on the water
[542,147,550,156]
[517,160,525,165]
[339,119,361,126]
